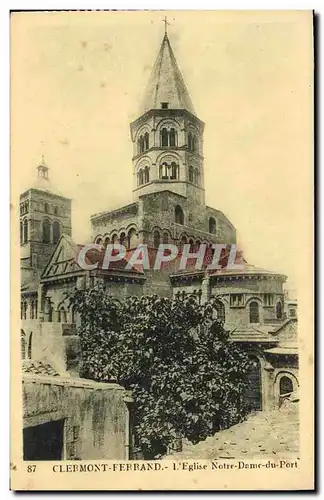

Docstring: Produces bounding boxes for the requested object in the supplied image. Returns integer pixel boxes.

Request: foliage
[70,283,255,458]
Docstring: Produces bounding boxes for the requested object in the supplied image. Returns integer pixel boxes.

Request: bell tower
[20,157,72,280]
[130,30,205,208]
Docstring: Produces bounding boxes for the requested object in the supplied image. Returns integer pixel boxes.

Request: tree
[70,283,255,458]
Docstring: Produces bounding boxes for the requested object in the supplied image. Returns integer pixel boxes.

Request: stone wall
[210,276,285,294]
[21,320,80,376]
[23,375,132,460]
[20,187,72,274]
[91,203,139,242]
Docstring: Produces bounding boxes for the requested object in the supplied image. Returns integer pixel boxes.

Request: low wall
[23,375,132,460]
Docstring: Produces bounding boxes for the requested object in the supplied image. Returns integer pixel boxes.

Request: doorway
[23,419,65,460]
[244,357,262,411]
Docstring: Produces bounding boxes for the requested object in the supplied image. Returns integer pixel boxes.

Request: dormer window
[161,102,168,109]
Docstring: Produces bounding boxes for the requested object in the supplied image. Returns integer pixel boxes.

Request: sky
[11,11,313,294]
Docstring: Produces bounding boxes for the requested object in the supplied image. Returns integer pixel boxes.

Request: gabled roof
[140,34,196,116]
[41,234,81,279]
[41,234,145,281]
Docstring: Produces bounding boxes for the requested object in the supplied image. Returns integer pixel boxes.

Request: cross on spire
[40,140,45,165]
[163,16,170,36]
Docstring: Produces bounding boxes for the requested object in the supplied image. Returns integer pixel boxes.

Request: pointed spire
[140,32,196,116]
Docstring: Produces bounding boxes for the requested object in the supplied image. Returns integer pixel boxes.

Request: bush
[70,284,254,458]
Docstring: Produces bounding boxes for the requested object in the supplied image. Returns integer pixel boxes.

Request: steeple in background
[20,154,72,279]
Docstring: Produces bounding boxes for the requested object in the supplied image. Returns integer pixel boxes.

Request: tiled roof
[209,263,287,279]
[22,360,60,377]
[227,324,279,343]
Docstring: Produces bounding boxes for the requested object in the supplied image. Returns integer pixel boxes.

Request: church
[20,26,299,440]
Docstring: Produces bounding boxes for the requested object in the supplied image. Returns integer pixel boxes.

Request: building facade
[91,33,236,256]
[170,264,298,411]
[20,28,299,457]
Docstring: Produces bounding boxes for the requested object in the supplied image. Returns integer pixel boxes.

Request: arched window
[214,300,225,323]
[160,162,169,179]
[209,217,216,234]
[21,331,26,360]
[23,219,28,243]
[23,301,28,320]
[170,162,178,180]
[192,135,196,152]
[53,221,61,244]
[144,166,150,184]
[44,202,49,214]
[30,298,37,319]
[162,232,169,244]
[189,166,194,183]
[138,169,144,186]
[169,128,177,147]
[161,128,168,147]
[189,238,194,251]
[175,205,184,225]
[27,332,33,360]
[44,298,52,322]
[153,230,160,248]
[139,136,144,154]
[276,301,283,319]
[30,300,35,319]
[249,301,260,323]
[104,237,110,247]
[180,235,187,246]
[42,219,51,243]
[144,132,149,151]
[20,221,23,245]
[188,132,193,151]
[290,308,296,318]
[58,306,67,323]
[54,206,58,215]
[280,376,294,396]
[95,236,102,245]
[119,232,126,246]
[137,138,141,154]
[128,228,137,249]
[111,234,118,244]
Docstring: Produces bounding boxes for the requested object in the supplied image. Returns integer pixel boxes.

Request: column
[37,284,44,322]
[201,275,210,304]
